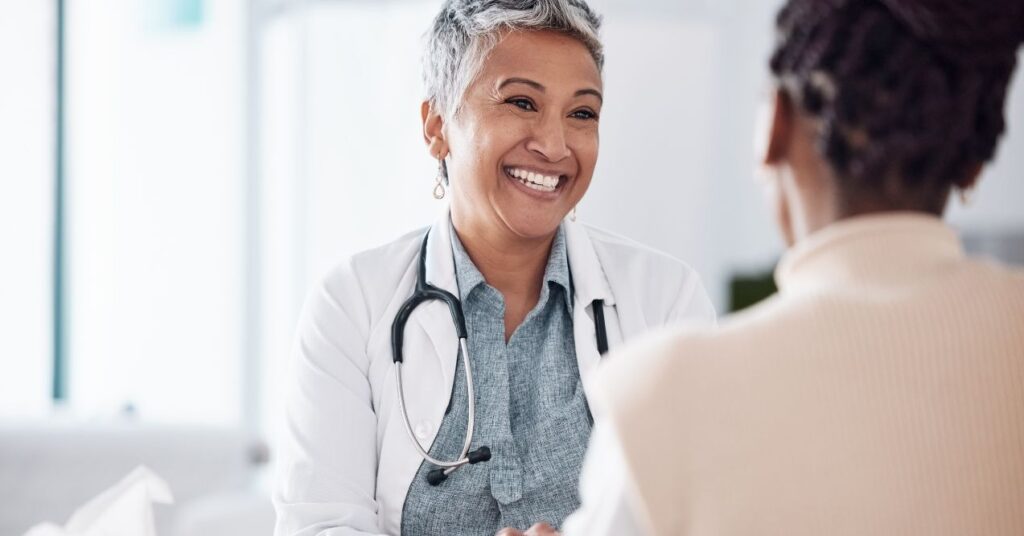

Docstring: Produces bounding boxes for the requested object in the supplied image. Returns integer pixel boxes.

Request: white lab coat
[273,210,716,536]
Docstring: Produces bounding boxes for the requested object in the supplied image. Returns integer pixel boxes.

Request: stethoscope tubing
[395,337,476,469]
[392,232,482,477]
[391,229,608,485]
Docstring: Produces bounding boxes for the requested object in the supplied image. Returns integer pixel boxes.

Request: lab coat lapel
[378,213,460,535]
[408,209,461,419]
[563,220,621,398]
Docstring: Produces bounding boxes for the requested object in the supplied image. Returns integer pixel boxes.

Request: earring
[433,156,447,200]
[569,206,577,222]
[958,187,974,206]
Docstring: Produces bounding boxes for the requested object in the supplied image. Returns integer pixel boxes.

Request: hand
[495,522,560,536]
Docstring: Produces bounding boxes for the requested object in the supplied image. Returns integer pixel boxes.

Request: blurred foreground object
[0,422,272,536]
[23,466,172,536]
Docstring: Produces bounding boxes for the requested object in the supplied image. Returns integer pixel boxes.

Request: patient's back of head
[770,0,1023,216]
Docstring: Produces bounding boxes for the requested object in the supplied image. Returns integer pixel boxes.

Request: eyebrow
[574,88,603,103]
[498,77,604,103]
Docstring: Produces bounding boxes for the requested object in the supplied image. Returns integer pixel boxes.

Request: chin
[497,206,568,240]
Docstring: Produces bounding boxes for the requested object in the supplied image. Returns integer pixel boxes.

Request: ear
[762,89,793,167]
[421,100,448,159]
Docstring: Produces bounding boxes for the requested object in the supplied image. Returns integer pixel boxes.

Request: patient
[502,0,1024,534]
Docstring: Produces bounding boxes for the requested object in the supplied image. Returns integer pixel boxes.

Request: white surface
[173,491,274,536]
[0,422,258,536]
[64,0,246,423]
[256,11,308,463]
[0,1,53,418]
[299,1,443,278]
[24,466,173,536]
[580,13,724,301]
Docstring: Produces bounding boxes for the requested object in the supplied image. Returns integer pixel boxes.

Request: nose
[526,112,571,162]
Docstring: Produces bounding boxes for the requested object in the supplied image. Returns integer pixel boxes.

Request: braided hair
[770,0,1024,214]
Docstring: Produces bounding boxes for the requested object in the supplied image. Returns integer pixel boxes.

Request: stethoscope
[391,230,609,486]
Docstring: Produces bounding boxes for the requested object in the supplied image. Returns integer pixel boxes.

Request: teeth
[506,167,561,192]
[523,180,551,192]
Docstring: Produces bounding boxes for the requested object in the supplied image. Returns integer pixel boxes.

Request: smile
[503,167,565,193]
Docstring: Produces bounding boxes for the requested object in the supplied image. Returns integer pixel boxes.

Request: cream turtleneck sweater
[564,213,1024,536]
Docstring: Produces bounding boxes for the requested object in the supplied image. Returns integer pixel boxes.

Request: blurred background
[1,0,1021,534]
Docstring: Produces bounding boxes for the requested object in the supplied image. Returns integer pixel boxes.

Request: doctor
[273,1,715,535]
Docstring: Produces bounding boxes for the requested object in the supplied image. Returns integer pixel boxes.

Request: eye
[571,108,598,121]
[506,97,536,112]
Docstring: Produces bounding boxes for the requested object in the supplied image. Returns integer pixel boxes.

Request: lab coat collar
[415,207,616,411]
[422,207,616,308]
[564,217,616,307]
[422,208,460,298]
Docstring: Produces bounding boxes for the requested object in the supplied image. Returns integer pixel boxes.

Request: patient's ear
[762,89,793,167]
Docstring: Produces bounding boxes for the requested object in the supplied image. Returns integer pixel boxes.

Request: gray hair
[423,0,604,120]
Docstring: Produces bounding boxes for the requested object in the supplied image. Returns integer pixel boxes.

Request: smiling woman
[427,28,605,334]
[271,2,716,536]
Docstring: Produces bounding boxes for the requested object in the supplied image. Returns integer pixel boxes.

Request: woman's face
[437,30,603,240]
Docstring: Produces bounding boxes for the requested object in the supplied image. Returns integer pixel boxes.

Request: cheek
[448,130,499,188]
[469,116,527,168]
[572,129,600,172]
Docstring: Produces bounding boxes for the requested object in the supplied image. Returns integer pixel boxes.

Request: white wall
[581,0,784,306]
[583,13,723,297]
[254,0,447,451]
[0,1,54,418]
[66,0,246,423]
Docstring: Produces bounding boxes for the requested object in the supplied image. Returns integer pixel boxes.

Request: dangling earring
[433,155,447,200]
[569,206,577,222]
[958,187,974,206]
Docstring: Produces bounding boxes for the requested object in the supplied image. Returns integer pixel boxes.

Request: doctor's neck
[450,207,556,337]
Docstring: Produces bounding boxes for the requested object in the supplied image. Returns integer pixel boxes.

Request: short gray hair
[423,0,604,120]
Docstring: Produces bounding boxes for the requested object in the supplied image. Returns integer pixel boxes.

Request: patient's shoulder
[592,294,812,406]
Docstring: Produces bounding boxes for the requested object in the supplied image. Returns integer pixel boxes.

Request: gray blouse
[400,224,593,535]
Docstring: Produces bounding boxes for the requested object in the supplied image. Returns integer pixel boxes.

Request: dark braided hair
[770,0,1024,215]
